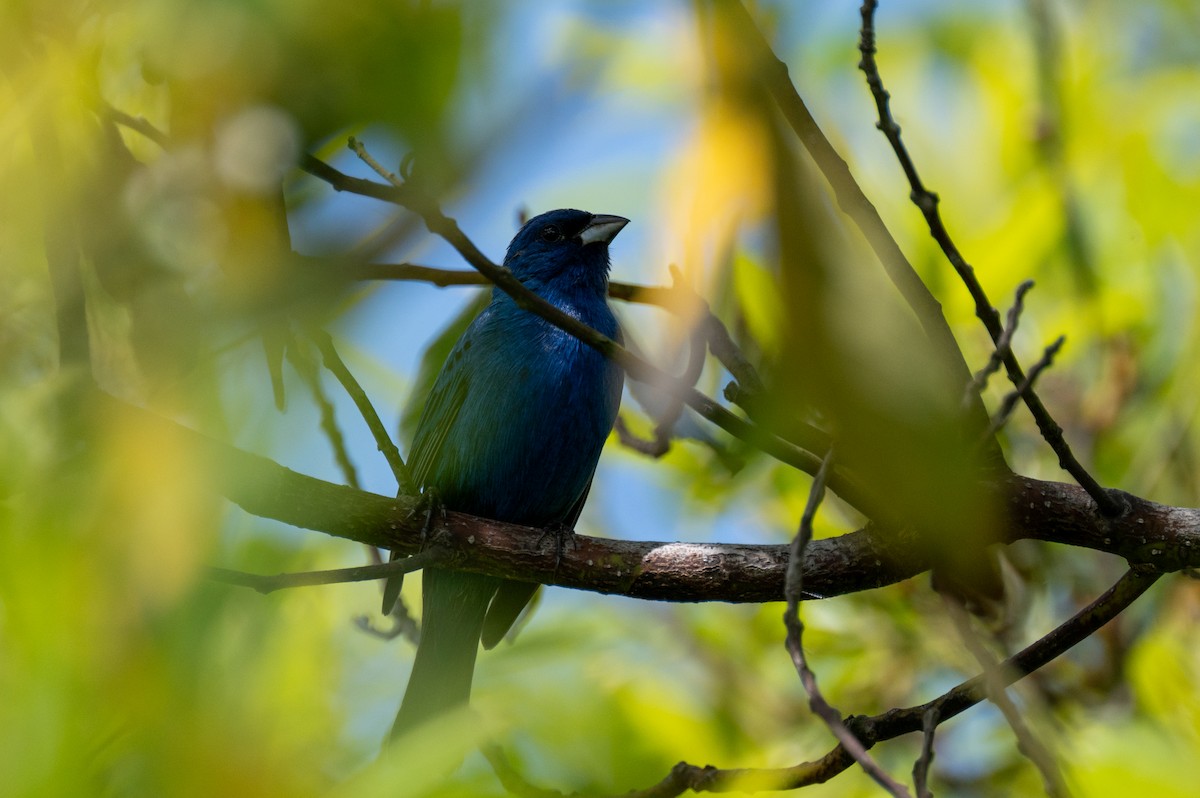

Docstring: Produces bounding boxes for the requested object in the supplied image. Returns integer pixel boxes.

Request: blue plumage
[390,209,627,739]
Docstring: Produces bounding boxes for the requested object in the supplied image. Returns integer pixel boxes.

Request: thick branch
[100,393,1200,606]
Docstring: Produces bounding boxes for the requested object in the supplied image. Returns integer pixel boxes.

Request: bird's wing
[407,340,472,490]
[560,472,595,532]
[381,336,472,616]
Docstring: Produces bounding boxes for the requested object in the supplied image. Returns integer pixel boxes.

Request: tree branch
[784,453,912,797]
[558,568,1158,797]
[943,599,1070,797]
[209,549,443,594]
[855,0,1118,516]
[285,332,362,489]
[964,280,1035,405]
[912,705,939,798]
[984,335,1066,441]
[719,0,1002,469]
[97,391,1200,606]
[308,329,416,494]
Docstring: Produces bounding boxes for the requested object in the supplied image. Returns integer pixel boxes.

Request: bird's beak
[578,214,630,246]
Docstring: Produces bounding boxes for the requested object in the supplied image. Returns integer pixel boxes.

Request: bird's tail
[389,567,498,741]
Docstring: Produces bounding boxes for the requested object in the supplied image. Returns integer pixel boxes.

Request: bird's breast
[426,300,622,527]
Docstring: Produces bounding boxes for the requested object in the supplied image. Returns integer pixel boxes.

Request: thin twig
[964,280,1035,406]
[783,452,912,797]
[944,599,1072,798]
[856,0,1118,516]
[353,262,491,287]
[721,1,1001,465]
[471,569,1158,798]
[353,256,769,428]
[356,600,421,644]
[283,335,392,573]
[705,312,766,401]
[643,314,711,458]
[308,329,416,495]
[592,568,1159,797]
[985,336,1066,442]
[286,333,361,489]
[613,266,713,461]
[298,152,885,514]
[349,260,685,311]
[651,262,767,401]
[103,103,171,149]
[912,705,940,798]
[348,136,404,186]
[613,416,669,458]
[208,549,444,594]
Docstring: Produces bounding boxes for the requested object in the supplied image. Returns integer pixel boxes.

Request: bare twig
[944,599,1071,798]
[356,601,421,644]
[856,0,1118,516]
[103,103,171,149]
[965,280,1035,406]
[720,1,1000,464]
[784,452,912,797]
[613,416,669,458]
[285,333,361,489]
[638,311,711,458]
[348,136,404,186]
[912,705,940,798]
[308,329,416,495]
[352,255,771,449]
[705,312,766,401]
[298,152,888,515]
[985,336,1066,442]
[472,569,1159,797]
[208,549,443,594]
[283,337,393,576]
[352,262,491,288]
[349,259,688,313]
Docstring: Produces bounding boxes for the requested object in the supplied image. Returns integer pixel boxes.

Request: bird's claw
[413,487,446,548]
[382,489,444,616]
[537,522,577,575]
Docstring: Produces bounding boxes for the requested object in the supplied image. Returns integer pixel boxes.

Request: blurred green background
[3,1,1200,795]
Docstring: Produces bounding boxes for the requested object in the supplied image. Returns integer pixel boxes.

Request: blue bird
[388,209,627,739]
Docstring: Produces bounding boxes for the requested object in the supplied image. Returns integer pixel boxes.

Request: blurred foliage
[4,0,1200,796]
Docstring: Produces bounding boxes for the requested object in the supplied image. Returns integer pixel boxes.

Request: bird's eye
[540,225,563,243]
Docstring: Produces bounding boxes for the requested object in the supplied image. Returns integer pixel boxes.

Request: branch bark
[98,392,1200,605]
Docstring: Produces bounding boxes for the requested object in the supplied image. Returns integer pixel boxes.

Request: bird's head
[504,209,629,294]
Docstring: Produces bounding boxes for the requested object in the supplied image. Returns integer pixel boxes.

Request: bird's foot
[381,489,445,616]
[537,522,577,575]
[413,487,446,548]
